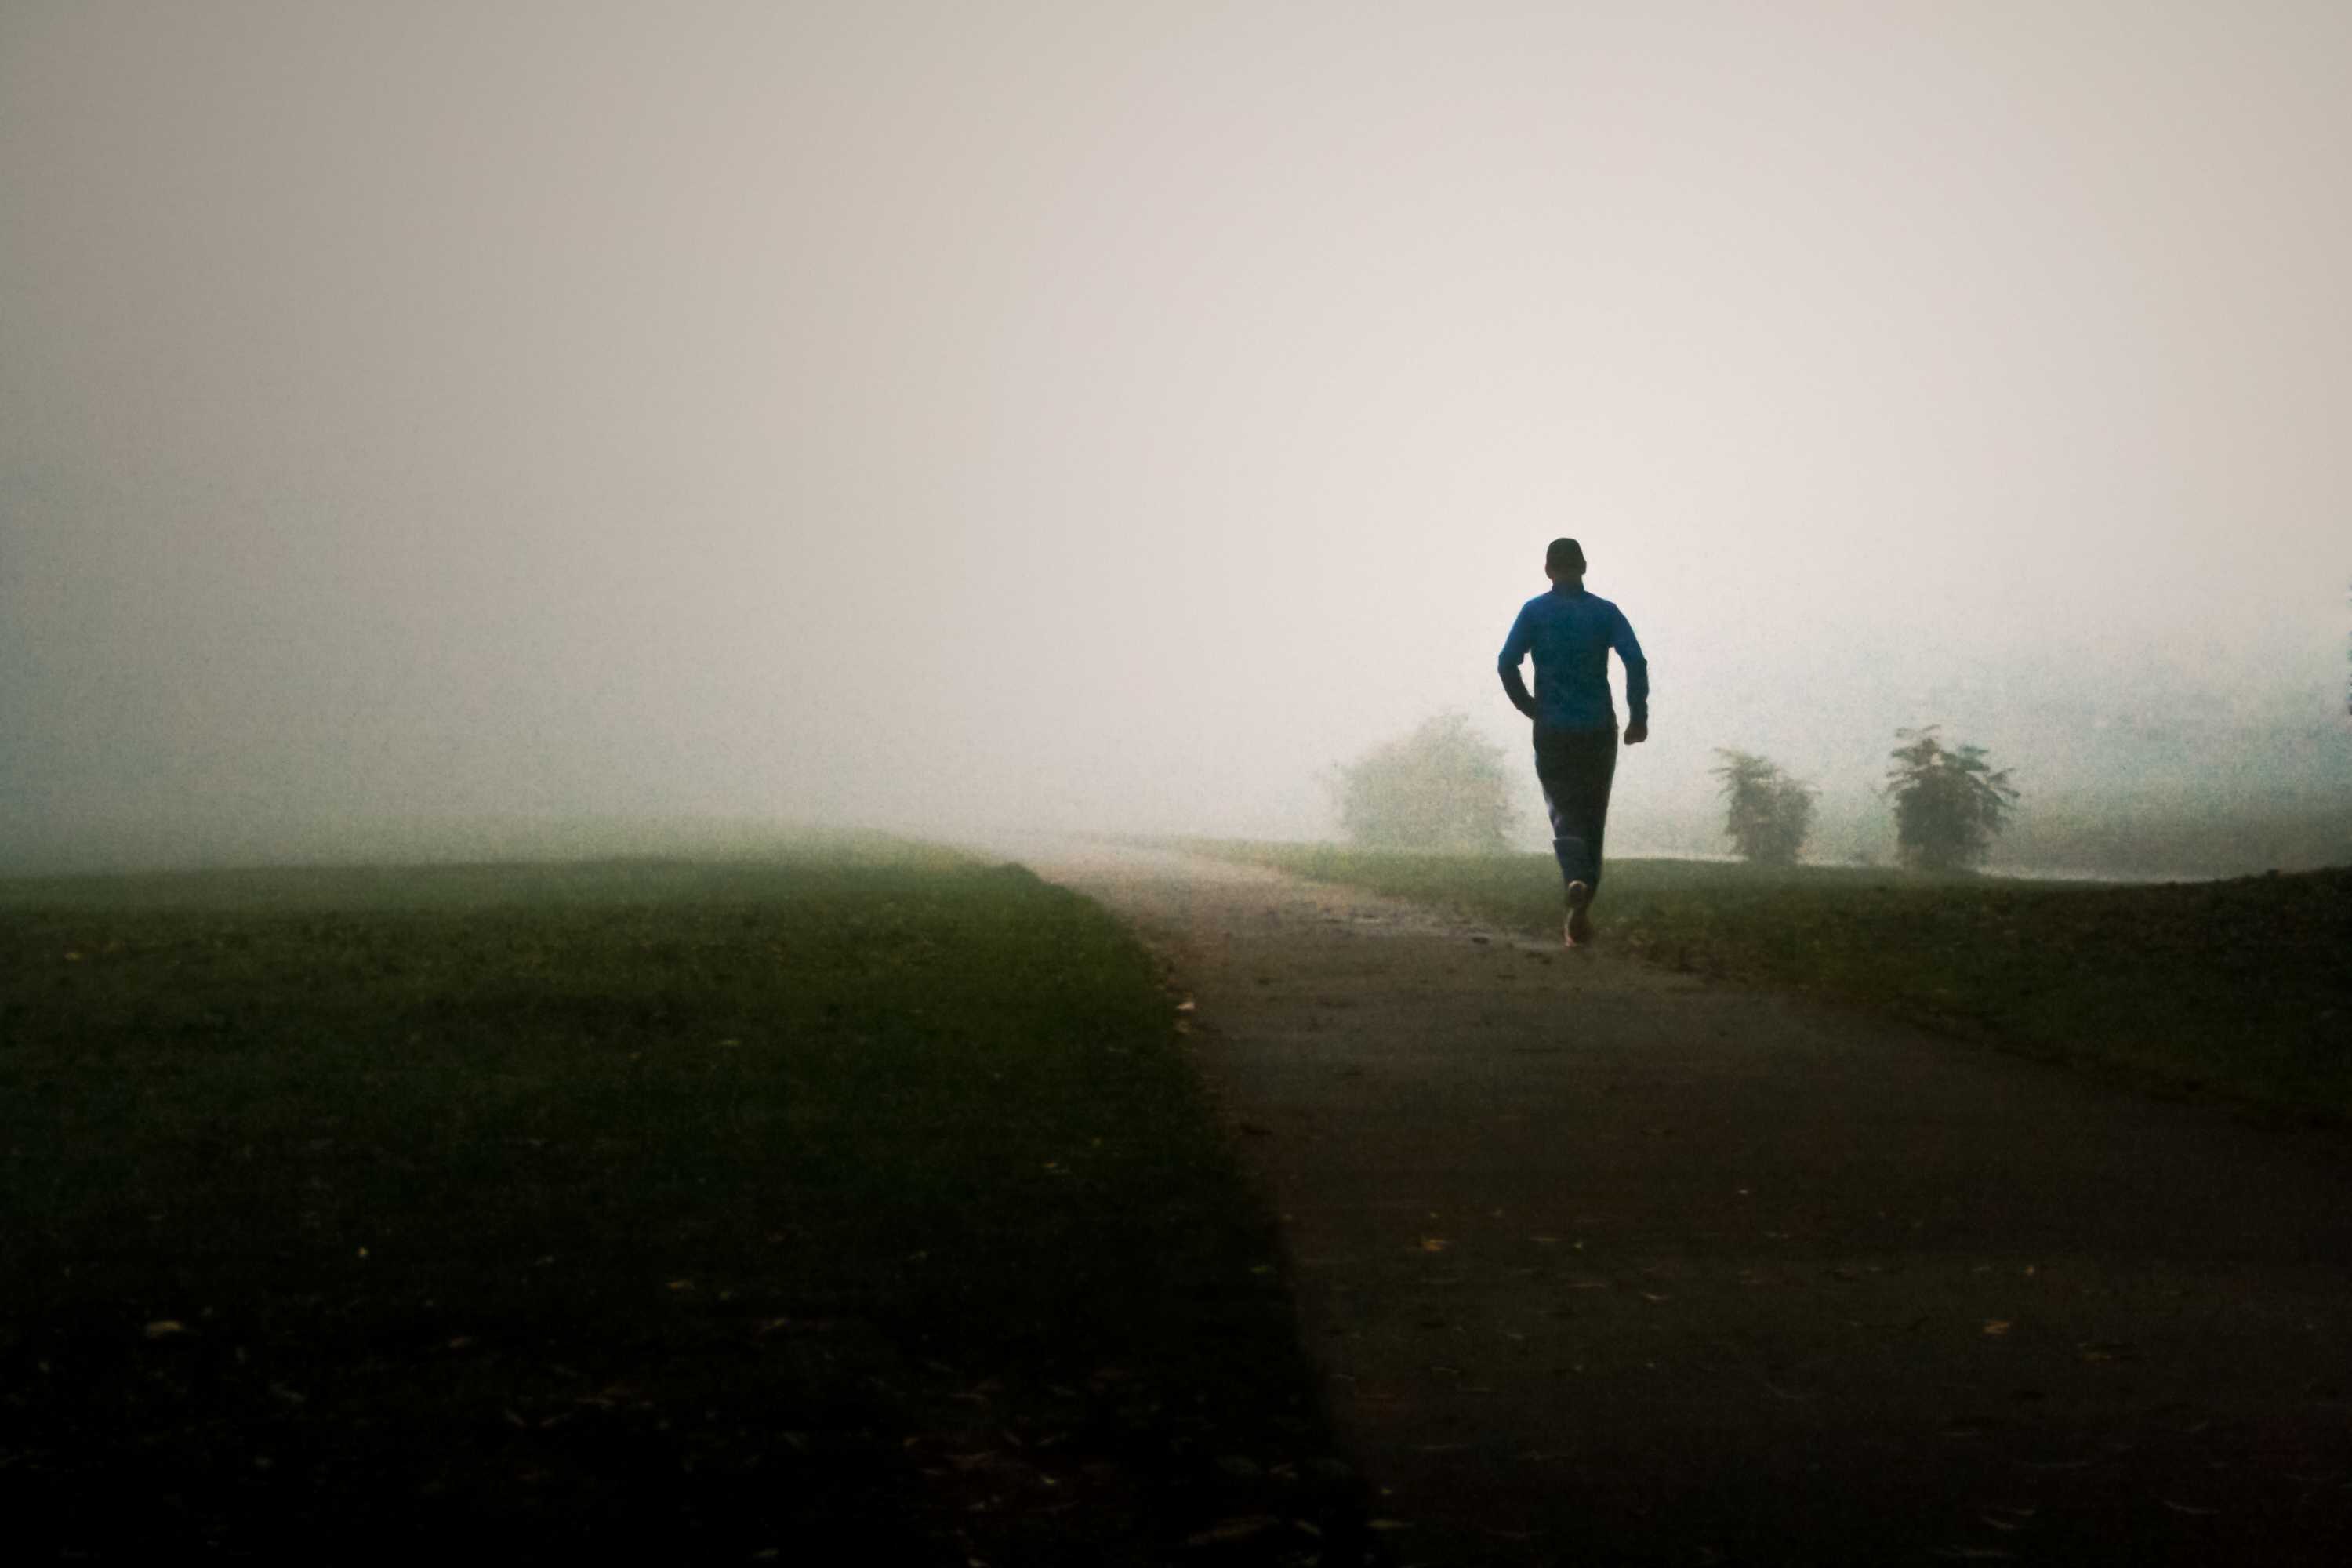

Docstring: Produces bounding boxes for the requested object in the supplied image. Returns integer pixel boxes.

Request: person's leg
[1534,729,1594,895]
[1581,728,1621,898]
[1534,728,1614,891]
[1536,728,1618,944]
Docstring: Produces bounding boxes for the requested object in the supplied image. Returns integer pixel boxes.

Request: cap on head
[1545,537,1585,573]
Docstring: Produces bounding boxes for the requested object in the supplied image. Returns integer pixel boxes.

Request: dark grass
[1193,843,2352,1122]
[0,846,1370,1563]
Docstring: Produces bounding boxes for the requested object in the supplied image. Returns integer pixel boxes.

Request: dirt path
[1007,842,2352,1566]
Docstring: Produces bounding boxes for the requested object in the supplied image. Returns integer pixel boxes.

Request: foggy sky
[5,0,2348,869]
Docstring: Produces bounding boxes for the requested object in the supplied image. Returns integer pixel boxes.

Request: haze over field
[5,0,2347,874]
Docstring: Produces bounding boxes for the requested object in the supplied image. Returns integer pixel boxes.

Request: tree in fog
[1710,750,1817,866]
[1334,713,1519,852]
[1885,727,2020,873]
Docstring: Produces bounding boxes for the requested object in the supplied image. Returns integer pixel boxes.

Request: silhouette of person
[1497,537,1648,946]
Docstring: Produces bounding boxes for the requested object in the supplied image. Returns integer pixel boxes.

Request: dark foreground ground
[0,849,1373,1563]
[1016,842,2352,1566]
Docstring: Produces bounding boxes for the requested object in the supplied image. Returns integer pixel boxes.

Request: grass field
[1,843,1367,1562]
[1194,844,2352,1122]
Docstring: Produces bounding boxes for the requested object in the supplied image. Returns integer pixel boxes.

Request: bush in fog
[1334,713,1519,853]
[1886,727,2019,872]
[1711,749,1816,866]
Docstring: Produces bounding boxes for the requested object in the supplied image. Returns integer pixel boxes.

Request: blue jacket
[1497,585,1649,731]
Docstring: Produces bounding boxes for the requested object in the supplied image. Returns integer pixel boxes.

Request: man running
[1497,537,1649,947]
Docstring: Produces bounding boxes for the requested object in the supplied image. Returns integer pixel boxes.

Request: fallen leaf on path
[1420,1237,1449,1252]
[1185,1516,1279,1545]
[143,1320,187,1339]
[1981,1320,2013,1337]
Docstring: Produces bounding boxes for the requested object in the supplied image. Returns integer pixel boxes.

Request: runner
[1496,537,1649,946]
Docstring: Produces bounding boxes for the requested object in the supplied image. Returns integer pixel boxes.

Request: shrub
[1333,713,1519,853]
[1886,726,2020,872]
[1710,749,1817,866]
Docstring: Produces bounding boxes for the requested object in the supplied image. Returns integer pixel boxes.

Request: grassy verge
[1192,843,2352,1122]
[1,845,1368,1562]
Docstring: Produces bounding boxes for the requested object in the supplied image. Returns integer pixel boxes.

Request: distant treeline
[1781,794,2352,880]
[1987,797,2352,880]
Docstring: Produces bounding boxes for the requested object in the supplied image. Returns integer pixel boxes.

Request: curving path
[1000,840,2352,1567]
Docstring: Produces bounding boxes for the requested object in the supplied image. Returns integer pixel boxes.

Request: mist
[5,0,2348,877]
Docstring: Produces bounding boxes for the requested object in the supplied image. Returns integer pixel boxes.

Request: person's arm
[1613,607,1650,743]
[1497,608,1537,719]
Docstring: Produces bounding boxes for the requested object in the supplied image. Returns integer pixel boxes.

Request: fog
[5,0,2348,876]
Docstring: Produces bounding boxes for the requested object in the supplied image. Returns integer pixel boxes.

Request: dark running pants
[1534,724,1619,900]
